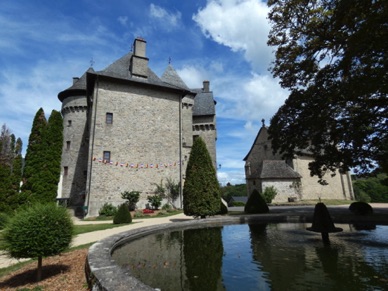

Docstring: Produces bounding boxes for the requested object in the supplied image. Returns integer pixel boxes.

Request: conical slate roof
[161,64,190,90]
[58,68,93,101]
[192,88,216,116]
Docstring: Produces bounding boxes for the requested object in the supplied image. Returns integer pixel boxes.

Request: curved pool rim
[85,210,388,291]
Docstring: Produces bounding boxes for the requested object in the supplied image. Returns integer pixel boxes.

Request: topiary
[244,189,269,214]
[183,137,220,218]
[121,191,140,211]
[147,195,162,210]
[349,201,373,216]
[1,203,73,281]
[113,203,132,224]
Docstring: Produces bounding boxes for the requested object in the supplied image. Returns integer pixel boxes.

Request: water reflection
[112,223,388,291]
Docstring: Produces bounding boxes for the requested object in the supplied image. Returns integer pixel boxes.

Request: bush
[133,210,145,218]
[98,203,118,217]
[162,203,172,211]
[0,212,10,230]
[231,201,246,207]
[244,189,269,214]
[262,186,278,204]
[147,195,162,210]
[1,203,73,281]
[121,191,140,211]
[349,201,373,216]
[113,203,132,224]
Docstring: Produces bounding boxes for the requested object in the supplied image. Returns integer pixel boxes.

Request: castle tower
[57,70,92,214]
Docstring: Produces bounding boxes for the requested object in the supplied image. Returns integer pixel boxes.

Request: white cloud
[118,16,128,26]
[177,65,208,88]
[193,0,272,71]
[149,4,182,30]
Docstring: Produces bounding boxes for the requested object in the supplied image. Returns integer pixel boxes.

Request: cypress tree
[39,110,63,203]
[183,137,220,218]
[22,108,48,202]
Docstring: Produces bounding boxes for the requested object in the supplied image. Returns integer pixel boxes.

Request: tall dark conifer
[22,108,48,201]
[39,110,63,203]
[183,137,220,218]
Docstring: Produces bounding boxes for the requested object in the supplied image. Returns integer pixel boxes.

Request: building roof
[243,125,268,161]
[259,160,301,179]
[58,68,93,101]
[192,88,216,116]
[161,64,190,90]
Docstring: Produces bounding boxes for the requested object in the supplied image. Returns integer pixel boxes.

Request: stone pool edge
[85,212,387,291]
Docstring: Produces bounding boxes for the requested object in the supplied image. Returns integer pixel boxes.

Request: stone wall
[60,95,89,208]
[85,80,182,216]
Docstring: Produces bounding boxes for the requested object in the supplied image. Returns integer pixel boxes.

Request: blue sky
[0,0,288,185]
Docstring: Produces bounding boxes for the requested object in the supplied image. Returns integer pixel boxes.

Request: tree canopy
[267,0,388,182]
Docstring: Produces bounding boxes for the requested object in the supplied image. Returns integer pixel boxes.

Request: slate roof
[192,88,216,116]
[161,64,190,90]
[259,160,301,179]
[58,68,93,101]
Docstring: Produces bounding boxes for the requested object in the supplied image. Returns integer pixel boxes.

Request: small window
[68,120,72,127]
[66,141,71,150]
[64,166,68,176]
[106,113,113,124]
[103,151,111,163]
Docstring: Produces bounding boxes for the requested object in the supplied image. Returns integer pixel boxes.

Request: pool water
[112,223,388,291]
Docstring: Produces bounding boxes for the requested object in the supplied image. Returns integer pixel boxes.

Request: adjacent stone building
[57,38,217,217]
[244,122,354,202]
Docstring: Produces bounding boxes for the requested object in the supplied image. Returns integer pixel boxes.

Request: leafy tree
[147,195,162,210]
[121,191,140,211]
[0,125,24,211]
[267,0,388,182]
[165,177,180,205]
[183,137,220,218]
[353,173,388,202]
[1,203,73,281]
[220,183,247,202]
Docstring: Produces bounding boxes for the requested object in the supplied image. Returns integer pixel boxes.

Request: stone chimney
[131,38,149,78]
[203,80,210,92]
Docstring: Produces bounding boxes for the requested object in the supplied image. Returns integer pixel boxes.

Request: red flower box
[142,209,154,214]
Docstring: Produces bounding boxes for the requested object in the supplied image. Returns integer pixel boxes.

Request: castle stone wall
[60,95,89,207]
[85,80,182,216]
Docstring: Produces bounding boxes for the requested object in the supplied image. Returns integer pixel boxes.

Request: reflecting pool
[112,223,388,291]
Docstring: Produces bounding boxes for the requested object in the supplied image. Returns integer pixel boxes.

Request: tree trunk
[37,256,42,282]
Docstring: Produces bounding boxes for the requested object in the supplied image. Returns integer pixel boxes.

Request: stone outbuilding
[57,38,217,217]
[244,122,354,202]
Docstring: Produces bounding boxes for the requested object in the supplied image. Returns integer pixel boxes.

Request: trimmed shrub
[98,203,118,217]
[262,186,278,204]
[244,189,269,214]
[113,203,132,224]
[183,137,220,218]
[1,203,73,281]
[349,202,373,216]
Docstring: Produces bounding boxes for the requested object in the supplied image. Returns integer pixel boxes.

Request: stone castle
[244,122,354,202]
[57,38,217,217]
